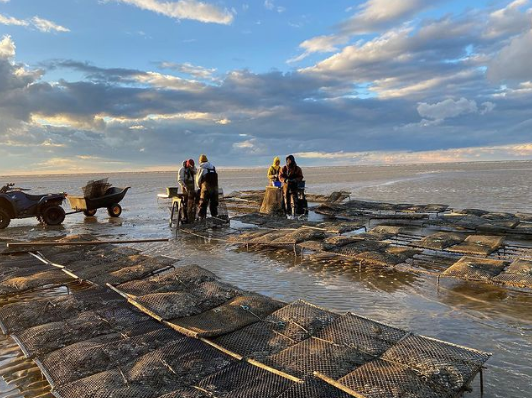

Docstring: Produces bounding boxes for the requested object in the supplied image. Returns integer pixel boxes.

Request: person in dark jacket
[279,155,304,217]
[196,154,218,219]
[177,159,196,222]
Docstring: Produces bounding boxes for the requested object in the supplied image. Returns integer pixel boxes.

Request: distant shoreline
[1,159,531,178]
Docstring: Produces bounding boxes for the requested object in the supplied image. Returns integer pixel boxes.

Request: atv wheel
[107,203,122,217]
[0,208,11,229]
[83,209,97,217]
[41,205,66,226]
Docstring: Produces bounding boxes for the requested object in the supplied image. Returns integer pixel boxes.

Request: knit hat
[199,154,208,163]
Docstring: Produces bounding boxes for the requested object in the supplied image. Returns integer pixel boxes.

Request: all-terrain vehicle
[0,183,66,229]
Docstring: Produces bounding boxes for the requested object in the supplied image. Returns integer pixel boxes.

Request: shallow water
[1,161,532,397]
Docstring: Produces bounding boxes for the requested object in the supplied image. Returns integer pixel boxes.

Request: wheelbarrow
[67,187,130,217]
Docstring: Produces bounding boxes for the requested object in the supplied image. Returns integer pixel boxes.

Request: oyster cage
[0,248,491,398]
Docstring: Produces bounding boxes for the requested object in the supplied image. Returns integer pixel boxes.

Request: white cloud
[0,35,15,59]
[31,16,70,33]
[159,61,217,80]
[117,0,234,24]
[264,0,284,13]
[341,0,440,34]
[0,13,29,27]
[134,71,205,90]
[418,98,478,120]
[0,13,69,33]
[288,34,349,63]
[295,143,532,165]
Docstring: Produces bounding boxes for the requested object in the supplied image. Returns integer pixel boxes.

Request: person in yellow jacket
[267,156,281,186]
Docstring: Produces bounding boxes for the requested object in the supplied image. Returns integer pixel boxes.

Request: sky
[0,0,532,174]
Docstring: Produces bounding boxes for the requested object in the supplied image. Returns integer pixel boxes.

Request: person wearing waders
[178,159,197,223]
[279,155,304,218]
[196,154,219,220]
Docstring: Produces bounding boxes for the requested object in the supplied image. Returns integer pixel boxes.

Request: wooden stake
[7,238,169,248]
[313,371,367,398]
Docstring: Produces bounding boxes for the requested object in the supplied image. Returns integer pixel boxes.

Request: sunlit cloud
[115,0,234,24]
[296,143,532,165]
[0,13,70,32]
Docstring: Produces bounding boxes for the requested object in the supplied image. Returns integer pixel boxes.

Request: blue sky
[1,0,531,174]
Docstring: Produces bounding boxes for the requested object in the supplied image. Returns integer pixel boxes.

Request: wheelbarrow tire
[0,208,11,229]
[41,205,66,226]
[108,204,122,217]
[83,209,97,217]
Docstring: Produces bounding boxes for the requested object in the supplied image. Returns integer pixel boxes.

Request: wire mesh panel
[492,258,532,288]
[338,359,452,398]
[0,269,72,296]
[331,240,389,257]
[15,306,151,357]
[442,256,507,281]
[263,337,374,379]
[91,260,174,286]
[447,235,504,256]
[42,327,180,387]
[381,334,491,393]
[197,361,293,398]
[412,232,466,250]
[171,295,283,337]
[116,265,218,295]
[264,300,340,343]
[55,338,234,398]
[212,320,296,361]
[134,281,242,320]
[0,287,123,334]
[315,313,407,357]
[53,368,160,398]
[275,376,352,398]
[156,387,210,398]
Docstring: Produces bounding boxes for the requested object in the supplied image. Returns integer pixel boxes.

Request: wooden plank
[7,238,169,248]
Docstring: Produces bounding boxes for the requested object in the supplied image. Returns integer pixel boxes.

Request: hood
[272,156,280,168]
[286,154,296,167]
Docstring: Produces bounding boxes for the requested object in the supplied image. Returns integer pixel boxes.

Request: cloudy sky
[1,0,531,174]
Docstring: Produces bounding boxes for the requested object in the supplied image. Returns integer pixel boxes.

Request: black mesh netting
[0,264,71,296]
[14,306,151,357]
[134,280,242,319]
[442,256,507,281]
[54,338,234,398]
[337,359,452,398]
[65,254,175,285]
[116,265,217,296]
[275,376,352,398]
[262,337,373,379]
[412,232,466,250]
[0,286,123,334]
[447,235,504,256]
[156,387,210,398]
[212,300,340,360]
[82,178,111,199]
[492,258,532,288]
[380,334,491,392]
[197,361,293,397]
[42,327,180,387]
[170,295,283,337]
[315,313,407,357]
